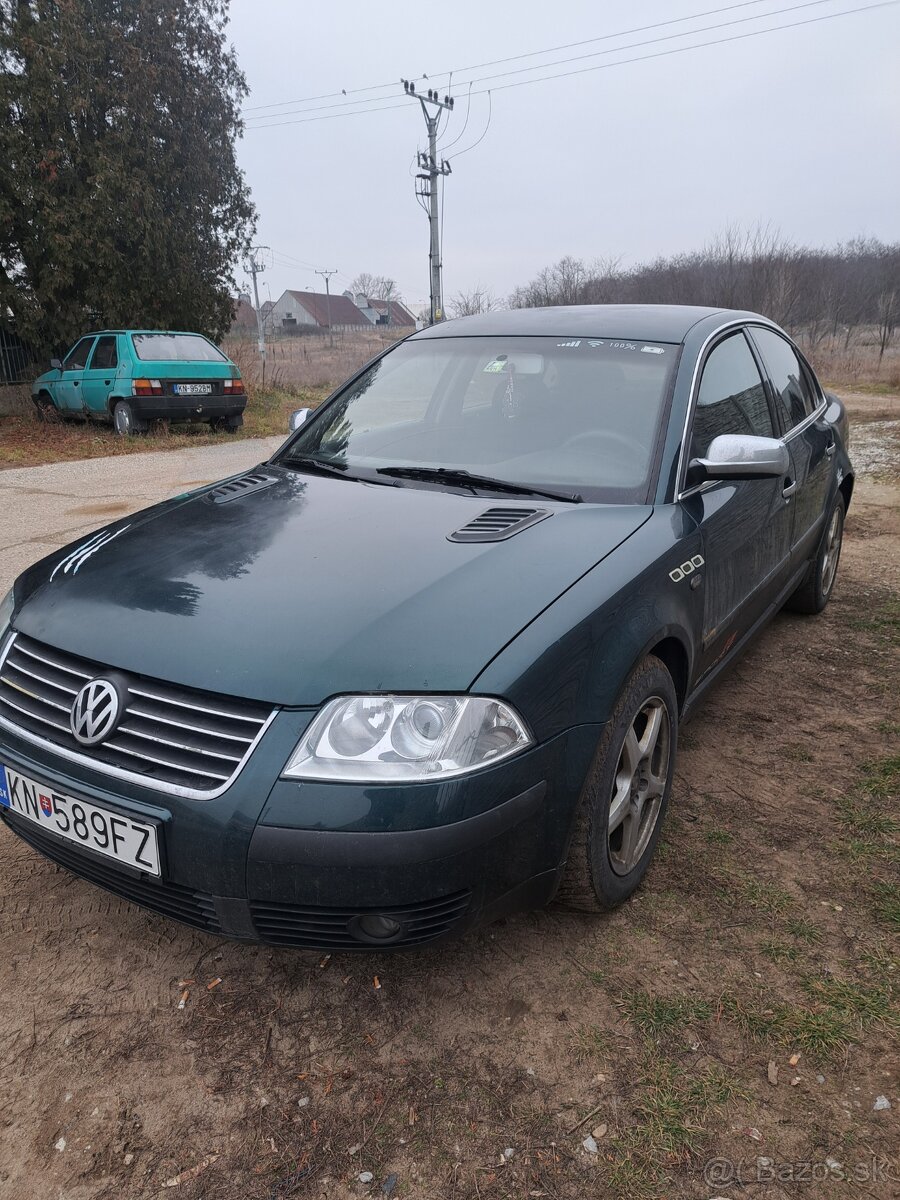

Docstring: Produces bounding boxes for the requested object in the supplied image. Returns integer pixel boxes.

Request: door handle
[825,439,836,457]
[104,379,111,385]
[782,478,798,499]
[73,380,79,387]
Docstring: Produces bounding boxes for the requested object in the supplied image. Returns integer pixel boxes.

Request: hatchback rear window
[131,334,226,362]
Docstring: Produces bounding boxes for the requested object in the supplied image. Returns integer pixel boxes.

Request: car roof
[412,304,770,344]
[81,330,212,337]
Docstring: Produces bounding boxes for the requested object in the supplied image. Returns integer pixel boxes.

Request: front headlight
[283,694,533,782]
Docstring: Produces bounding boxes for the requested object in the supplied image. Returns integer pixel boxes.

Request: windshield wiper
[280,456,356,480]
[376,466,582,503]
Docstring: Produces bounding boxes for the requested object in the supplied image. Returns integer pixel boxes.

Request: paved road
[0,437,283,592]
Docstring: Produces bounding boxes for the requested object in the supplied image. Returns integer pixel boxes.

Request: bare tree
[448,286,500,318]
[349,272,379,298]
[350,273,400,301]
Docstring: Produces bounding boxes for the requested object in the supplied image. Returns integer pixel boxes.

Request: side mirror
[686,434,789,487]
[289,408,310,433]
[50,358,63,370]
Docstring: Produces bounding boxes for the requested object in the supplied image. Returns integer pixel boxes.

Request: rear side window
[63,337,95,370]
[690,332,773,461]
[89,336,118,371]
[750,327,816,430]
[131,333,226,362]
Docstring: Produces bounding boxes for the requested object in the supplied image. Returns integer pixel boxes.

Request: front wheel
[556,655,678,911]
[113,400,147,437]
[785,493,845,615]
[34,393,60,423]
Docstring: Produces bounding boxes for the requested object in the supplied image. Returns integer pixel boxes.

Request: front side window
[89,335,118,371]
[131,333,226,362]
[750,327,816,430]
[63,337,95,371]
[278,335,678,503]
[690,332,773,462]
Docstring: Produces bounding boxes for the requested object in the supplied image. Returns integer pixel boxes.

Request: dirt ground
[0,395,897,1200]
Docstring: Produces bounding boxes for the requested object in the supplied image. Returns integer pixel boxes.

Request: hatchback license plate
[0,764,160,875]
[174,383,212,396]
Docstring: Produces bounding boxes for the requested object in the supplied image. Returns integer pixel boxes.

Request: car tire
[556,655,678,912]
[113,401,147,437]
[210,416,243,433]
[785,493,845,615]
[34,393,60,423]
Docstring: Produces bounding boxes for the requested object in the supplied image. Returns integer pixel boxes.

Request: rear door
[679,328,792,680]
[56,336,96,410]
[747,326,833,568]
[81,335,119,414]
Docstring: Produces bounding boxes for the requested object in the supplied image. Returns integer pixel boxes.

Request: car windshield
[277,335,678,502]
[131,333,227,362]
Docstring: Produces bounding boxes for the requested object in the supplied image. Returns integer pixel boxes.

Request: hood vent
[207,471,278,505]
[448,506,550,543]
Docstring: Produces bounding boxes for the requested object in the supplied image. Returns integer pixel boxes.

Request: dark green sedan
[0,306,853,948]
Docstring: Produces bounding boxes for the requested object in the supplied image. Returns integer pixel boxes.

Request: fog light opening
[351,912,405,944]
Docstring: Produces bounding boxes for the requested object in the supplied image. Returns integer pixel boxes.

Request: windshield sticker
[49,525,132,580]
[609,342,637,351]
[556,340,581,348]
[641,346,665,355]
[587,339,606,347]
[483,356,509,373]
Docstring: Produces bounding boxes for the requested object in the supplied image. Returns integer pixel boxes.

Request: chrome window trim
[782,397,828,442]
[0,632,279,801]
[675,318,780,501]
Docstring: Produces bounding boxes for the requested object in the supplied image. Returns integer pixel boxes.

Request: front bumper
[0,718,599,950]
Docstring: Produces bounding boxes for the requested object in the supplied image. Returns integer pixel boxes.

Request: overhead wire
[241,0,777,114]
[244,1,898,130]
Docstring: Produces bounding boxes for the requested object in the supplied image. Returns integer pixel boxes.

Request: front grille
[0,633,274,797]
[6,816,221,932]
[249,890,472,949]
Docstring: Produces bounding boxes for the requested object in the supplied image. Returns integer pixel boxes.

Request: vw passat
[0,306,853,949]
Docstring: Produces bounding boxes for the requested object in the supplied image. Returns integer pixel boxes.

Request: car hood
[13,468,651,706]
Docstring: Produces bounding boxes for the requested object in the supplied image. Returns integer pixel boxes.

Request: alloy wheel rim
[607,696,670,876]
[821,509,842,595]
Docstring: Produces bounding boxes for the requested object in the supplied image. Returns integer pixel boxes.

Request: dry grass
[799,329,900,393]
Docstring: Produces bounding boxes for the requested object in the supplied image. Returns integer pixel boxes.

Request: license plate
[174,383,212,396]
[0,764,160,876]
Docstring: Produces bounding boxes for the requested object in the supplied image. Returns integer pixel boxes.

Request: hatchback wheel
[113,400,147,437]
[34,393,60,423]
[786,493,845,614]
[556,655,678,911]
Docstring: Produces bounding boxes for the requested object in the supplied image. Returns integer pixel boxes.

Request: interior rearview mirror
[686,434,789,488]
[289,408,310,433]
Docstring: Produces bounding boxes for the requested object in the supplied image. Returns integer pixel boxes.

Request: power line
[447,91,492,161]
[244,2,898,131]
[242,0,776,115]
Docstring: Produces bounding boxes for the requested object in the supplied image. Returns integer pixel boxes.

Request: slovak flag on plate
[39,793,53,818]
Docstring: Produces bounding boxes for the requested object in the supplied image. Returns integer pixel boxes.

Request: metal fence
[0,326,37,385]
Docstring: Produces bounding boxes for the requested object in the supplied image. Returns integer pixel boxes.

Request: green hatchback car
[32,330,246,435]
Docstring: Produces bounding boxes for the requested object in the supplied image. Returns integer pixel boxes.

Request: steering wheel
[560,429,647,461]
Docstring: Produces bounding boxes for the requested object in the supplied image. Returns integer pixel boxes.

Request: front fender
[470,506,702,742]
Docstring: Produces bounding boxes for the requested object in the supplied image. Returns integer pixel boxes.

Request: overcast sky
[229,0,900,309]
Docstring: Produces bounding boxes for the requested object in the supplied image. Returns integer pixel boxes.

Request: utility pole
[402,80,453,325]
[315,268,338,346]
[244,246,269,380]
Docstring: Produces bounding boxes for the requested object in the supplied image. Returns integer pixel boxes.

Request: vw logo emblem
[70,679,122,746]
